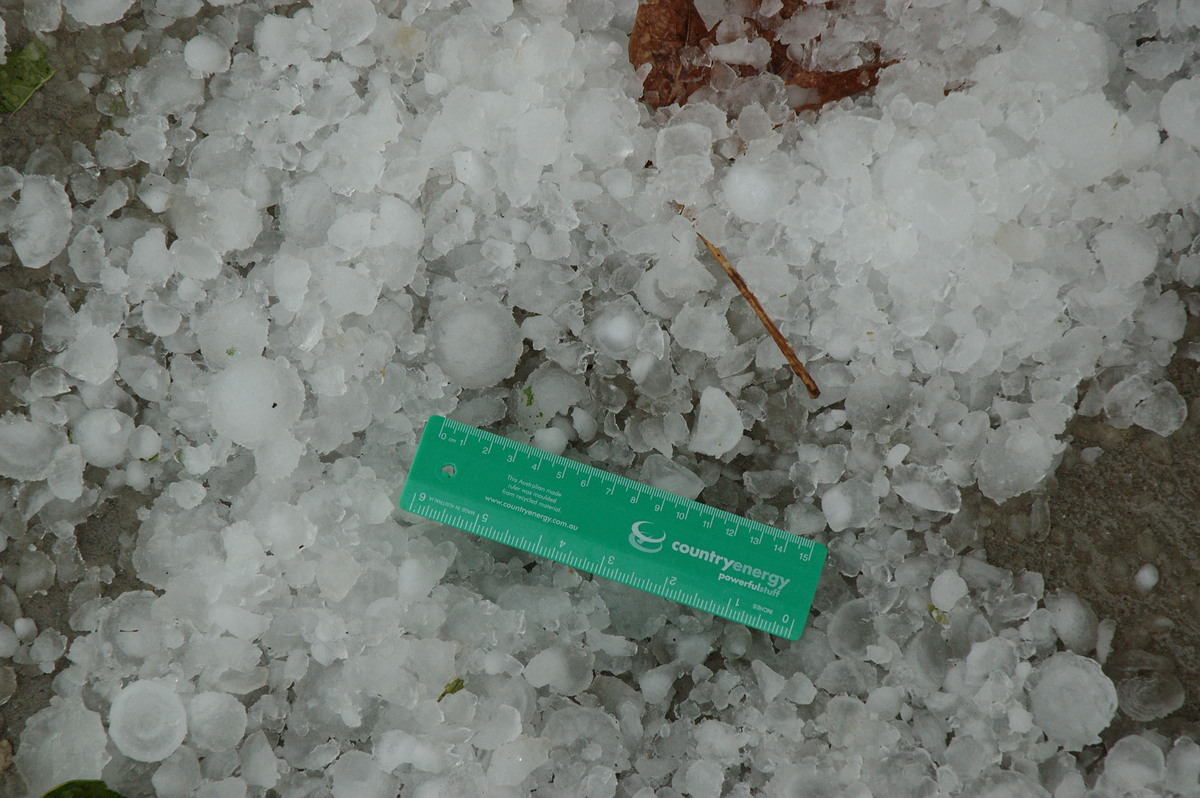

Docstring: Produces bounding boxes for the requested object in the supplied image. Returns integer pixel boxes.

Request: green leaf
[41,781,128,798]
[522,386,534,407]
[0,40,55,115]
[436,677,465,702]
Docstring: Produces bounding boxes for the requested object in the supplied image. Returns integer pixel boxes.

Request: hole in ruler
[441,463,456,477]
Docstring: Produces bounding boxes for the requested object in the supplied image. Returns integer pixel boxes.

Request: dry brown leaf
[628,0,713,109]
[629,0,889,112]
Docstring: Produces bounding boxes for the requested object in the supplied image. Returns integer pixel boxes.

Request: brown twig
[696,232,820,399]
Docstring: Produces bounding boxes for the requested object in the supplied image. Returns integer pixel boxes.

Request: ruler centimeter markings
[398,416,827,640]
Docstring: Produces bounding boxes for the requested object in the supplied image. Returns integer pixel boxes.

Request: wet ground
[984,320,1200,747]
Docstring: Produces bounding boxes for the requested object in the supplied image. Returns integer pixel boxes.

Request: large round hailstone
[1028,652,1117,751]
[1160,76,1200,149]
[207,357,305,447]
[72,409,134,468]
[108,680,189,762]
[429,299,522,389]
[721,160,795,224]
[187,692,248,751]
[195,298,269,368]
[0,418,66,480]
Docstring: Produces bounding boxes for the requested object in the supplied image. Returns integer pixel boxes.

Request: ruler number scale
[399,416,826,640]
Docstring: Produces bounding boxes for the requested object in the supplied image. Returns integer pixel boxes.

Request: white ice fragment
[1132,382,1187,437]
[709,37,771,68]
[688,387,743,457]
[524,645,593,695]
[12,619,35,645]
[187,692,247,752]
[142,301,182,336]
[0,417,66,480]
[1093,225,1158,287]
[0,624,17,658]
[488,736,549,787]
[531,426,568,455]
[209,604,268,640]
[640,454,704,500]
[1028,652,1117,751]
[56,327,118,385]
[892,464,961,513]
[975,421,1060,502]
[930,570,969,612]
[671,304,735,357]
[722,160,794,223]
[206,357,305,448]
[469,0,514,26]
[15,696,111,795]
[127,227,173,286]
[171,186,262,254]
[153,749,201,798]
[375,197,424,252]
[320,265,379,318]
[866,686,903,718]
[168,479,206,509]
[73,408,133,467]
[1134,564,1159,593]
[898,171,976,243]
[1139,291,1187,342]
[375,730,450,772]
[316,548,362,601]
[1161,76,1200,150]
[750,660,786,703]
[10,176,70,269]
[1099,735,1167,794]
[1037,94,1126,187]
[592,307,639,356]
[1045,591,1098,654]
[241,731,281,789]
[171,238,222,281]
[183,34,230,76]
[331,750,393,798]
[195,298,269,367]
[312,0,378,50]
[128,425,160,460]
[16,551,54,596]
[429,299,522,389]
[471,704,522,750]
[1165,738,1200,794]
[259,509,316,560]
[1097,619,1116,664]
[29,629,66,671]
[516,108,566,167]
[571,407,597,441]
[64,0,134,24]
[639,663,678,703]
[820,480,879,532]
[683,759,725,798]
[108,680,189,762]
[826,598,874,660]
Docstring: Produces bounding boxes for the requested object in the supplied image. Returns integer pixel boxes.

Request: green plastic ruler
[399,416,827,640]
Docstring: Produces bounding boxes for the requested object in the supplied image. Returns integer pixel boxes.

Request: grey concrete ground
[0,8,1198,796]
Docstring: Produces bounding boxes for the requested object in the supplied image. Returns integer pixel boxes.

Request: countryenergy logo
[628,521,666,553]
[627,521,791,593]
